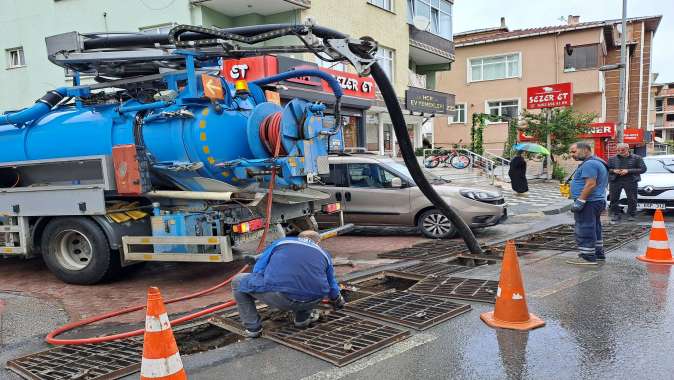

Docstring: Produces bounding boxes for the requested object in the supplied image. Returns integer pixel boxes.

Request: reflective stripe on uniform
[140,351,183,378]
[648,240,671,250]
[145,313,171,333]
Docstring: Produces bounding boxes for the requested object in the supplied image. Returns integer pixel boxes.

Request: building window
[667,114,674,122]
[376,46,395,81]
[140,22,177,34]
[469,53,520,82]
[449,103,466,124]
[564,44,599,71]
[667,98,674,106]
[6,47,25,68]
[315,56,347,72]
[407,0,453,40]
[487,100,519,120]
[368,0,393,12]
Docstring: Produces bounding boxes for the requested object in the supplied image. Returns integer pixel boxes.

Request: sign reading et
[527,82,573,109]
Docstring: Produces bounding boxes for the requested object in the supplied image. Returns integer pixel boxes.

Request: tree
[520,107,596,158]
[502,118,519,159]
[471,113,504,156]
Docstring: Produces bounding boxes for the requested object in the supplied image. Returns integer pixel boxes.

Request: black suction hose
[369,63,483,255]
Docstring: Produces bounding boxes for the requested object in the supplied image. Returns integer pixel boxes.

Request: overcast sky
[453,0,674,83]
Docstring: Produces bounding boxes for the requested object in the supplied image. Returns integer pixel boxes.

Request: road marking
[529,271,600,298]
[300,333,436,380]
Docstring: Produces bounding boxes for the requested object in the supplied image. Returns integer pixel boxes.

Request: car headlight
[460,189,501,201]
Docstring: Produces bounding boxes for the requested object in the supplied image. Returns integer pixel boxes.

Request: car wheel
[41,217,118,285]
[418,209,457,239]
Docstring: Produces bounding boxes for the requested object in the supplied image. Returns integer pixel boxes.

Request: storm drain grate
[6,338,142,380]
[389,262,471,277]
[409,276,499,303]
[377,241,476,261]
[210,310,410,366]
[344,290,471,330]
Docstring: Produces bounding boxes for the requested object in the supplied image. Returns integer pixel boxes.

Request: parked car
[311,154,507,238]
[614,155,674,210]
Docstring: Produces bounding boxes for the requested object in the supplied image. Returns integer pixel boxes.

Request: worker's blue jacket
[236,237,341,302]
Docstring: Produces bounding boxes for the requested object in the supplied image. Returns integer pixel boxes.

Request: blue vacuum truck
[0,21,484,284]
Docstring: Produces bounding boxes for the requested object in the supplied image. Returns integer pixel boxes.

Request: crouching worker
[232,230,346,338]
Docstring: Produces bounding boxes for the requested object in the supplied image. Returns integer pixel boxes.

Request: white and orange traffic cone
[140,287,187,380]
[480,240,545,331]
[637,209,674,265]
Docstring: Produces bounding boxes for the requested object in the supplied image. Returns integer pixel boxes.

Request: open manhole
[409,276,499,303]
[342,271,423,294]
[6,321,241,380]
[210,309,410,367]
[344,290,471,330]
[388,261,471,278]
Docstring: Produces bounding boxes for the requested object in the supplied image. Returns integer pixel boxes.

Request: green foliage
[520,107,596,159]
[414,147,427,156]
[502,119,519,159]
[552,163,567,183]
[470,113,504,156]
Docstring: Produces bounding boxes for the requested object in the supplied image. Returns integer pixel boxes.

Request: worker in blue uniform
[232,230,345,337]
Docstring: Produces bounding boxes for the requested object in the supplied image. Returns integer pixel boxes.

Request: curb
[541,201,573,215]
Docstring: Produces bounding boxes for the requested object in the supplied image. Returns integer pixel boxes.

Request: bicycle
[423,141,472,169]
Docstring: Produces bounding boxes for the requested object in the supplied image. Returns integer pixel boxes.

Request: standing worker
[508,150,529,196]
[608,143,647,222]
[231,230,345,337]
[567,142,609,265]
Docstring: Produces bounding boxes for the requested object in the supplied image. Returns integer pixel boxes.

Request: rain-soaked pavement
[167,220,674,380]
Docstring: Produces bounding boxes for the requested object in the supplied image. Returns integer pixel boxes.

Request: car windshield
[381,161,449,185]
[644,159,674,174]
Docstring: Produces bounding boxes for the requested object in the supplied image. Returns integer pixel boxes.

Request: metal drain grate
[409,276,499,303]
[211,310,410,366]
[344,291,471,330]
[377,241,474,261]
[389,262,471,277]
[6,338,142,380]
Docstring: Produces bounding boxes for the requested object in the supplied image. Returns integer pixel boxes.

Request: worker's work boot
[294,309,320,328]
[610,213,621,223]
[244,326,262,338]
[566,255,598,266]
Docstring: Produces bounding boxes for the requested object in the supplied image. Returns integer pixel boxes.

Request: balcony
[409,24,455,66]
[191,0,310,17]
[408,70,427,88]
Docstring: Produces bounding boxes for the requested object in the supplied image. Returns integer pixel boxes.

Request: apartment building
[1,0,455,153]
[434,15,661,157]
[654,83,674,142]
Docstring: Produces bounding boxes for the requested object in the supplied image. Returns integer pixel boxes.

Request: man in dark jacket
[608,143,647,222]
[232,230,345,337]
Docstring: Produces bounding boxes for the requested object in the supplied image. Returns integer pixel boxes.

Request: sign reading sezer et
[405,87,449,114]
[527,83,573,109]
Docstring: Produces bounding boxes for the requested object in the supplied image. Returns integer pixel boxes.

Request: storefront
[221,56,374,149]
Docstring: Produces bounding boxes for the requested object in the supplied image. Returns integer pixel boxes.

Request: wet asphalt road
[169,216,674,380]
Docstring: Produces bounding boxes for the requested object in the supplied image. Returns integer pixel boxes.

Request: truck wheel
[41,217,117,285]
[289,215,318,232]
[417,209,458,239]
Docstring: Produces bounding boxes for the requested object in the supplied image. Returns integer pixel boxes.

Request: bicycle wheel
[424,156,440,168]
[450,154,471,169]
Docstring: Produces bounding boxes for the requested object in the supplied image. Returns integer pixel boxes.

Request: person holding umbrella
[508,150,528,195]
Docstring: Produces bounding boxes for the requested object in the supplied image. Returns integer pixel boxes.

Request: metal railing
[483,151,510,179]
[653,142,673,155]
[421,148,498,184]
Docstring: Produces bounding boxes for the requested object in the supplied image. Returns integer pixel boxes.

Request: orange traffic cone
[480,240,545,331]
[637,209,674,264]
[140,287,187,380]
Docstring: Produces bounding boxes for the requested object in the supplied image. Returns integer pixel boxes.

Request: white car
[615,155,674,210]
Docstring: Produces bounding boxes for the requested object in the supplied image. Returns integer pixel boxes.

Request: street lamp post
[617,0,627,143]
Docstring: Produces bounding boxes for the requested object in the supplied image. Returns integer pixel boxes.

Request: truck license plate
[638,203,666,209]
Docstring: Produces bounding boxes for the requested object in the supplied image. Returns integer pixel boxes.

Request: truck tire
[417,209,458,239]
[41,217,118,285]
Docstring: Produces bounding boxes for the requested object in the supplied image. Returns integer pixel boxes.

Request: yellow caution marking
[221,171,230,177]
[141,238,151,244]
[207,237,218,244]
[3,248,13,253]
[209,255,221,262]
[203,145,210,154]
[202,108,209,116]
[199,120,207,129]
[200,132,207,141]
[143,254,153,260]
[207,156,216,165]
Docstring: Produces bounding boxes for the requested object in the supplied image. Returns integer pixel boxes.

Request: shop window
[6,47,25,68]
[487,100,519,120]
[564,44,599,71]
[449,103,466,124]
[469,53,520,82]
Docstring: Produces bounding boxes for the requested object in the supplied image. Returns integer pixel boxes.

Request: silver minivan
[312,154,507,238]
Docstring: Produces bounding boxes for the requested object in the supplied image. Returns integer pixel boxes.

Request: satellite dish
[413,15,431,31]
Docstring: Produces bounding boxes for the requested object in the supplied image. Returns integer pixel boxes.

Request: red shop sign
[319,67,376,99]
[221,56,278,82]
[624,128,645,144]
[578,122,615,138]
[527,82,573,109]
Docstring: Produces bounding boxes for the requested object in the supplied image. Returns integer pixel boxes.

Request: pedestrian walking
[567,142,609,265]
[508,150,529,195]
[608,143,647,222]
[232,230,345,337]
